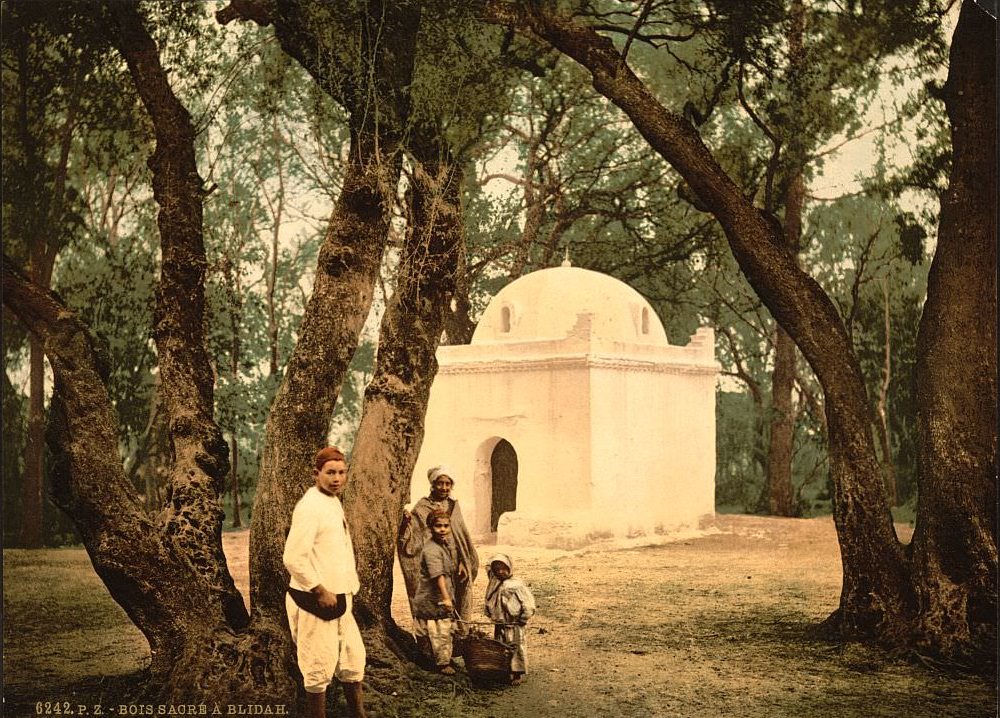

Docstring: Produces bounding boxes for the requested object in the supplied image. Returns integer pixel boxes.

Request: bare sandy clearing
[4,514,994,718]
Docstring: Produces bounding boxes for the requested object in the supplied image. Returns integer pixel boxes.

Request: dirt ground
[3,514,996,717]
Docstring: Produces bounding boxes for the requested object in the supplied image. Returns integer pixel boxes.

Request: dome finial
[561,247,572,267]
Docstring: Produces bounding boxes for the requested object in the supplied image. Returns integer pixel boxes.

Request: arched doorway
[490,439,518,532]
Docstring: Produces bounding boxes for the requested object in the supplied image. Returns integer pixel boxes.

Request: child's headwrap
[487,553,513,574]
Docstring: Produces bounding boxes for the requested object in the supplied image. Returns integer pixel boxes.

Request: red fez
[313,446,346,471]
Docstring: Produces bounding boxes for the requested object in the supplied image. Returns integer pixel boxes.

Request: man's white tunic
[283,486,365,690]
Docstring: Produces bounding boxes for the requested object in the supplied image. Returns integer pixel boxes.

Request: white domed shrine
[409,265,717,548]
[471,265,670,346]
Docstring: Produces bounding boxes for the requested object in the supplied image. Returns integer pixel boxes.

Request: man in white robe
[283,446,367,718]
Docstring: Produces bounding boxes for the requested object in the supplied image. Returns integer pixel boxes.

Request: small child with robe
[484,553,536,685]
[412,509,459,674]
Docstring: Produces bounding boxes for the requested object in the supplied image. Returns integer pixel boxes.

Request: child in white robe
[484,553,536,685]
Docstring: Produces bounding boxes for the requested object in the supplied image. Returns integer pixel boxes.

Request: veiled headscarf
[427,465,455,483]
[487,553,513,574]
[484,552,535,625]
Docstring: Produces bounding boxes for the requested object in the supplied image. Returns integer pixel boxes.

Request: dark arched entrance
[490,439,518,531]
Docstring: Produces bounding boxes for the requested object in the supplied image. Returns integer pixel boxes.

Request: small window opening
[641,307,649,335]
[501,306,511,333]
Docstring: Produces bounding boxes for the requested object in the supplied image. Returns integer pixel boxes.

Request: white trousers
[286,593,366,692]
[415,617,454,667]
[496,624,528,673]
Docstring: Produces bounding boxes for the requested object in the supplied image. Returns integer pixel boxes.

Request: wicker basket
[462,632,513,685]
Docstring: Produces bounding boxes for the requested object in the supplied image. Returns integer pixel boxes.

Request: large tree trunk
[909,0,997,664]
[4,261,293,703]
[490,2,913,639]
[106,0,245,631]
[345,133,465,643]
[215,2,428,708]
[7,3,294,704]
[249,121,404,619]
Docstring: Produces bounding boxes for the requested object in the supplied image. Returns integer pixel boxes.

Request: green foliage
[716,390,765,508]
[805,194,929,504]
[568,0,948,513]
[0,0,953,536]
[409,4,530,154]
[895,212,928,265]
[330,338,377,454]
[199,24,350,509]
[2,0,158,542]
[56,223,159,443]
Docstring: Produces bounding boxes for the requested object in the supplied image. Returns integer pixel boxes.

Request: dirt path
[441,515,992,718]
[4,514,995,718]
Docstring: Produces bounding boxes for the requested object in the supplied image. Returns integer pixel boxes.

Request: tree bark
[4,260,292,703]
[876,277,897,506]
[213,4,431,709]
[909,0,997,664]
[250,121,403,619]
[104,0,246,630]
[345,132,465,641]
[216,1,422,627]
[489,2,913,638]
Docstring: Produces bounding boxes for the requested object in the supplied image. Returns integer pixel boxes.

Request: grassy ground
[3,514,995,717]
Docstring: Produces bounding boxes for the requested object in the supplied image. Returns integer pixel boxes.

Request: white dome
[471,266,668,345]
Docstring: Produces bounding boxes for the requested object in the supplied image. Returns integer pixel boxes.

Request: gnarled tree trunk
[345,132,465,647]
[216,0,421,629]
[105,0,247,635]
[248,119,405,624]
[2,3,292,703]
[909,0,996,664]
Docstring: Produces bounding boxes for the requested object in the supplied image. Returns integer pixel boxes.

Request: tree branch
[618,0,654,70]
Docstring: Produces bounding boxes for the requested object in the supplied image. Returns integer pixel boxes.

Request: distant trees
[3,4,97,546]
